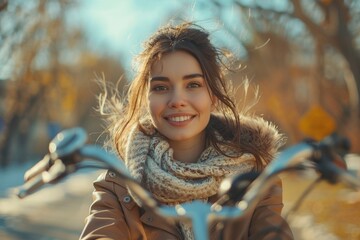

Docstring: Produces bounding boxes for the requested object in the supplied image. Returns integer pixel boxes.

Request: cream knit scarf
[123,121,257,239]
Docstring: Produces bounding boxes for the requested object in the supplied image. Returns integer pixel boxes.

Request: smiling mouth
[165,115,194,123]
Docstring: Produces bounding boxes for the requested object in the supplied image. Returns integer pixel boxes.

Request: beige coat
[80,170,293,240]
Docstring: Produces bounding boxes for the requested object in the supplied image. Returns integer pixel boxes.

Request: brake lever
[214,171,260,206]
[24,154,52,182]
[306,134,351,184]
[23,128,87,181]
[16,128,88,198]
[16,159,68,198]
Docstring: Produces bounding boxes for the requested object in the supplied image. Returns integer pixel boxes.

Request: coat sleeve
[248,179,294,240]
[79,171,131,240]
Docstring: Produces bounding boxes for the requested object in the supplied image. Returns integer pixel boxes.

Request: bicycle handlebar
[15,128,360,240]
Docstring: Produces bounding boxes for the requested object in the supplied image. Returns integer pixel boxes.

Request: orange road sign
[299,105,336,140]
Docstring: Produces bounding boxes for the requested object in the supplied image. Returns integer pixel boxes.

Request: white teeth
[168,116,192,122]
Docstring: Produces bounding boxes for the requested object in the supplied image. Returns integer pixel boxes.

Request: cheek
[147,96,163,118]
[193,93,214,112]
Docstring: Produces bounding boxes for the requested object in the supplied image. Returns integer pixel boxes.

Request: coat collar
[209,114,286,163]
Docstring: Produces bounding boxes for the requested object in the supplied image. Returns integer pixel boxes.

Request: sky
[74,0,250,78]
[76,0,194,77]
[77,0,178,56]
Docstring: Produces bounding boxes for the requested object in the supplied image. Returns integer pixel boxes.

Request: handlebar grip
[16,174,45,199]
[216,171,260,205]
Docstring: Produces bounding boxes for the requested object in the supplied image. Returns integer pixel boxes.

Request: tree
[0,0,125,166]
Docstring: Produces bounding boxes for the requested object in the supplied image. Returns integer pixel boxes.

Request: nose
[168,89,186,108]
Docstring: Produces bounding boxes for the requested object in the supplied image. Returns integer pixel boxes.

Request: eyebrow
[149,73,204,82]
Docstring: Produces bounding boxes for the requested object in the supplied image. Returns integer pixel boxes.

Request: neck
[168,134,206,163]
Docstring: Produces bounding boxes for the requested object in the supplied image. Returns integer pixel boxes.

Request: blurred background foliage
[0,0,124,166]
[0,0,359,167]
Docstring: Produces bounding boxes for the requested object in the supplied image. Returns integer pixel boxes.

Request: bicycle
[15,128,360,240]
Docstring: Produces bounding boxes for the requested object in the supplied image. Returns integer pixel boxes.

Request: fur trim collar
[210,114,286,164]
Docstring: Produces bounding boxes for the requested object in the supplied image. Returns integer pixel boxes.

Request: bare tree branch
[291,0,336,45]
[0,0,7,11]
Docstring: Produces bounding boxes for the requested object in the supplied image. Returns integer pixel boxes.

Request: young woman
[80,22,293,240]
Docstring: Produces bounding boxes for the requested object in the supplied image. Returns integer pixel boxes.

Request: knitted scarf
[123,116,285,239]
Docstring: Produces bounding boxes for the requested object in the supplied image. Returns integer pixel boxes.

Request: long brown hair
[101,22,264,167]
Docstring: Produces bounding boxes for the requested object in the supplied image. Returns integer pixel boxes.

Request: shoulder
[239,115,286,165]
[93,170,137,209]
[93,170,128,194]
[211,113,286,163]
[238,115,286,155]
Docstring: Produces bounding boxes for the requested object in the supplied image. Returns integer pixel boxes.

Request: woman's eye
[187,82,202,88]
[151,85,168,92]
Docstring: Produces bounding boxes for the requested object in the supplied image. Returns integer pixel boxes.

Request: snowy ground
[0,163,103,240]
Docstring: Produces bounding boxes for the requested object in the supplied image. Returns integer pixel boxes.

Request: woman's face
[147,50,215,146]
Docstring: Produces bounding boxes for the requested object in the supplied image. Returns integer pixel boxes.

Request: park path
[0,170,100,240]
